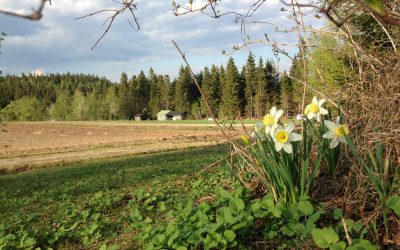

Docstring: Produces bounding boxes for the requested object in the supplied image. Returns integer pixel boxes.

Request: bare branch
[76,0,140,50]
[0,0,51,21]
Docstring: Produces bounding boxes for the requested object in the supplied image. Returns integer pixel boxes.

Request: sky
[0,0,318,82]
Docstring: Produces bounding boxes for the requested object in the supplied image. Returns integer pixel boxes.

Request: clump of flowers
[241,97,349,203]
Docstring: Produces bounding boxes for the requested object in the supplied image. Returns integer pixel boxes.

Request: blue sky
[0,0,316,82]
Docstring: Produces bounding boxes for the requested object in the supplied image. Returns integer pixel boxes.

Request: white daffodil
[263,106,284,137]
[304,96,328,122]
[252,122,266,140]
[272,123,302,154]
[322,118,350,149]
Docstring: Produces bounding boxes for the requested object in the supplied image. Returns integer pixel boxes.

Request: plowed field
[0,121,243,172]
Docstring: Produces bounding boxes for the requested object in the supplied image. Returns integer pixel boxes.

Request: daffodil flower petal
[275,142,283,152]
[283,143,293,154]
[289,133,302,141]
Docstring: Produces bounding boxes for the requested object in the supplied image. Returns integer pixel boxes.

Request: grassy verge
[0,145,231,249]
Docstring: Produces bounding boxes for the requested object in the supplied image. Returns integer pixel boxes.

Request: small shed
[157,110,171,121]
[167,111,187,120]
[134,113,148,121]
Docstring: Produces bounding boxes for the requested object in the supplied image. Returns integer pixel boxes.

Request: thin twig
[0,0,50,21]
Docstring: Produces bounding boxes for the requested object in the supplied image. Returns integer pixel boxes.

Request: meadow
[0,144,232,249]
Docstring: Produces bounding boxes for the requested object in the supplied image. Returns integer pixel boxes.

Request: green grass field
[0,145,231,249]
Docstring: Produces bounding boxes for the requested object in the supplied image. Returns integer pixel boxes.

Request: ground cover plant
[0,145,231,249]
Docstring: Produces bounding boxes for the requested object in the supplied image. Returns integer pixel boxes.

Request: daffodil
[252,122,266,140]
[272,123,302,154]
[263,106,284,136]
[322,118,350,149]
[304,96,328,122]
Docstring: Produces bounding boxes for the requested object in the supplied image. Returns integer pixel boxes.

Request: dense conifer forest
[0,55,298,121]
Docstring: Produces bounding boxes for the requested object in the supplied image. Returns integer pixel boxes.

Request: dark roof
[167,111,186,116]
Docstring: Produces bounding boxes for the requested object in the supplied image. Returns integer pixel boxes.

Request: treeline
[0,54,297,121]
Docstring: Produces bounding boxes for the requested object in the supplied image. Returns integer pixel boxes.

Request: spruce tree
[244,53,257,118]
[220,57,240,119]
[255,57,267,117]
[174,66,192,112]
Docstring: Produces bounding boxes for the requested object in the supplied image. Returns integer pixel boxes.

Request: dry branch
[0,0,51,21]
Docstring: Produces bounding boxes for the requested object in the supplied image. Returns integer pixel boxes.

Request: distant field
[0,121,250,172]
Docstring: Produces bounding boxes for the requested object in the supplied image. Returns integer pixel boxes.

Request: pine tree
[255,58,267,117]
[244,53,257,118]
[280,72,296,116]
[174,66,192,112]
[133,71,150,115]
[118,72,132,119]
[148,68,162,118]
[220,57,241,119]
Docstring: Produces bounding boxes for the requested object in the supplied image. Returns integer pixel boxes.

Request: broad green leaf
[347,239,378,250]
[223,230,236,243]
[312,228,339,248]
[298,200,314,216]
[229,198,245,213]
[329,241,346,250]
[23,237,36,247]
[364,0,385,15]
[386,195,400,217]
[333,208,343,220]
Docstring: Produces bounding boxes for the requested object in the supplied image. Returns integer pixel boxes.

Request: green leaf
[23,237,36,247]
[229,198,245,213]
[329,241,346,250]
[312,228,339,248]
[298,200,314,216]
[347,239,378,250]
[333,208,343,220]
[386,195,400,217]
[364,0,385,15]
[223,230,236,243]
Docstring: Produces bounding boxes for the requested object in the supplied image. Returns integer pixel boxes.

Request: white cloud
[30,67,45,75]
[0,0,323,81]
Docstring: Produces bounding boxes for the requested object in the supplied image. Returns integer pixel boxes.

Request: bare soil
[0,121,240,171]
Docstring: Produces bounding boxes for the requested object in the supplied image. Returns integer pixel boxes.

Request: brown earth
[0,121,245,172]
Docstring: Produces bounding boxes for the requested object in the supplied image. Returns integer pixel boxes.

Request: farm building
[157,110,171,121]
[167,111,187,120]
[134,113,148,121]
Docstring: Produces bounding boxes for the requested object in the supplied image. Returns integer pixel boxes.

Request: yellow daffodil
[304,96,328,122]
[322,117,350,149]
[252,122,266,140]
[272,123,302,154]
[263,106,284,137]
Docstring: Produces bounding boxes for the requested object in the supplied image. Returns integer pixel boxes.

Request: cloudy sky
[0,0,318,81]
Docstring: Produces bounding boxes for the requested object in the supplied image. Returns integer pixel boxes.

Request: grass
[0,145,231,249]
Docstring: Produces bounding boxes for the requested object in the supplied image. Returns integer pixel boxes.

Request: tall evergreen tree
[254,58,267,117]
[220,57,241,119]
[118,72,133,119]
[133,71,150,115]
[244,53,257,118]
[174,66,192,112]
[280,72,296,115]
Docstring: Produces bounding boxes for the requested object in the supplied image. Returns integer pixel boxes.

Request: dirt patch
[0,121,245,171]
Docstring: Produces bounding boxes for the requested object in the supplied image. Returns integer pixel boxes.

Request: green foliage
[132,187,328,249]
[0,96,47,121]
[0,145,229,249]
